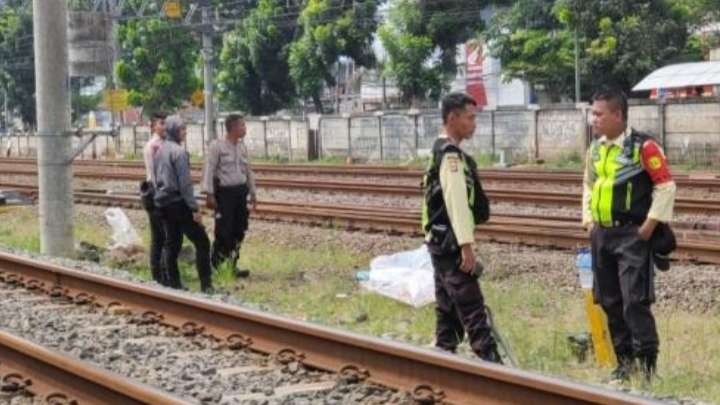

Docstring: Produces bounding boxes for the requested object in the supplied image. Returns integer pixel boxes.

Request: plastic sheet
[361,245,435,308]
[104,208,141,249]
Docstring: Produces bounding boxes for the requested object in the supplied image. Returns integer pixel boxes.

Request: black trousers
[158,201,212,291]
[591,224,658,358]
[144,206,166,285]
[211,184,249,270]
[431,253,498,360]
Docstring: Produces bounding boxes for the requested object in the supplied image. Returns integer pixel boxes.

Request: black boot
[480,345,503,364]
[608,353,636,383]
[638,353,657,382]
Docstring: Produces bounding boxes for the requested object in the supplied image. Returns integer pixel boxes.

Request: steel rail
[0,329,188,404]
[0,167,717,214]
[0,252,659,404]
[3,185,720,264]
[0,157,718,187]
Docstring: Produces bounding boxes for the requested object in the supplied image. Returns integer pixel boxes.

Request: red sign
[466,40,488,108]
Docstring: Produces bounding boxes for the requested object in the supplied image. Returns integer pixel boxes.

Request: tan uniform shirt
[439,151,475,246]
[202,138,256,197]
[582,129,676,227]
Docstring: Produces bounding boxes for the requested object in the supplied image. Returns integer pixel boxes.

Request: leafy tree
[486,0,574,102]
[217,0,297,115]
[378,0,487,105]
[115,2,200,114]
[288,0,378,112]
[488,0,696,101]
[0,0,35,127]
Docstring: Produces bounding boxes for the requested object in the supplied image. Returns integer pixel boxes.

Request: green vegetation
[0,203,718,402]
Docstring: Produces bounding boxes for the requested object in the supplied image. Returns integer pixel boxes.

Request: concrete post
[34,0,74,256]
[374,111,384,161]
[261,116,269,159]
[202,5,216,141]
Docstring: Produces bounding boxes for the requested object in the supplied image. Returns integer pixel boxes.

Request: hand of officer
[586,222,594,237]
[206,194,216,210]
[638,218,658,241]
[193,211,203,225]
[460,244,475,274]
[249,195,257,212]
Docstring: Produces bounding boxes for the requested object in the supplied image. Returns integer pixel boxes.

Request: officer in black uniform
[422,92,500,363]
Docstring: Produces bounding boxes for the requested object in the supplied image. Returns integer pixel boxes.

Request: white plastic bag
[361,245,435,308]
[104,208,141,249]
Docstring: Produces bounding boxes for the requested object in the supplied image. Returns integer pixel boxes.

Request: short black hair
[592,87,628,121]
[441,93,477,124]
[150,111,167,127]
[225,113,245,132]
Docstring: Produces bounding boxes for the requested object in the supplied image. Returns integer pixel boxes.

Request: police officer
[583,88,676,382]
[422,92,500,363]
[154,116,213,293]
[202,114,257,278]
[141,112,167,285]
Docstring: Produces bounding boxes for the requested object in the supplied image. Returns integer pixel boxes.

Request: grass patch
[0,207,717,402]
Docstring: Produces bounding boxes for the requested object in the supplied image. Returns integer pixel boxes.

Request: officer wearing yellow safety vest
[582,88,676,383]
[421,93,500,363]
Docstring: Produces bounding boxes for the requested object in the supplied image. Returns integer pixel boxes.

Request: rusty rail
[0,252,659,404]
[0,329,188,404]
[0,165,717,214]
[1,157,718,188]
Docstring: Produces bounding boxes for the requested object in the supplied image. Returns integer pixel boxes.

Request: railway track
[3,182,720,264]
[0,329,185,404]
[0,251,659,404]
[0,162,718,215]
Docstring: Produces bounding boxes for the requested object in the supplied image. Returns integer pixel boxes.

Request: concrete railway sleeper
[0,252,659,404]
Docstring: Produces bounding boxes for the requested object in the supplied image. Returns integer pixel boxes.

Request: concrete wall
[2,100,719,166]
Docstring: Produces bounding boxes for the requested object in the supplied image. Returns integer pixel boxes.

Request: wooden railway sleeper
[411,384,446,405]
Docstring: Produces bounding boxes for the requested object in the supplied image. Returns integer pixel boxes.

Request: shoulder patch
[445,154,460,172]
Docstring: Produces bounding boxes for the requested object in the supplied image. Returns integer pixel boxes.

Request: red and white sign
[466,40,488,108]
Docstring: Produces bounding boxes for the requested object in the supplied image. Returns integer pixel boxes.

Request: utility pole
[574,28,580,104]
[201,0,216,141]
[33,0,74,256]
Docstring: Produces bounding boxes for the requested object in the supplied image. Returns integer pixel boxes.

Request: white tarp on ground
[104,207,141,249]
[362,245,435,308]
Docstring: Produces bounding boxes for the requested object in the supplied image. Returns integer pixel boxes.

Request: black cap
[651,223,676,271]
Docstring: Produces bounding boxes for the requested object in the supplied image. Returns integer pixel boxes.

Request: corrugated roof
[632,61,720,91]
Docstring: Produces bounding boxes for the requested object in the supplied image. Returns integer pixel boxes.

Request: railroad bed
[3,183,720,264]
[0,157,718,189]
[0,251,658,404]
[0,165,718,215]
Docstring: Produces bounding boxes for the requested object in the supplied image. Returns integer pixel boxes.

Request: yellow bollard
[582,288,616,367]
[577,248,616,368]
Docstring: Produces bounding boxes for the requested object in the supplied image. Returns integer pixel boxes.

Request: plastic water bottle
[575,247,593,289]
[575,247,616,367]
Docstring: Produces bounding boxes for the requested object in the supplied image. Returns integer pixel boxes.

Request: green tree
[0,0,35,127]
[488,0,696,101]
[115,11,200,113]
[486,0,574,102]
[217,0,297,115]
[288,0,378,112]
[378,0,487,105]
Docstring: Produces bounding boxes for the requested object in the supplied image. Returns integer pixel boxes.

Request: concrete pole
[202,5,216,141]
[33,0,74,256]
